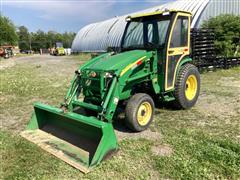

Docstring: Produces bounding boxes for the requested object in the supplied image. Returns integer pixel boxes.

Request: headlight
[75,69,81,75]
[90,71,97,77]
[105,72,113,78]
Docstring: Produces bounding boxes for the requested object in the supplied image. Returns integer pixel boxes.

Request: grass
[0,55,239,179]
[14,53,34,58]
[152,112,240,179]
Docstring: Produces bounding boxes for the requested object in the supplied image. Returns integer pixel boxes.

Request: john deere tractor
[21,10,200,172]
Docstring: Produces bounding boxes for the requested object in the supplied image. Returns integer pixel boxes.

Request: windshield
[56,42,63,48]
[122,16,171,50]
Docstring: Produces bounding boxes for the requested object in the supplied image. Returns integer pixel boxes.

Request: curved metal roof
[72,0,239,52]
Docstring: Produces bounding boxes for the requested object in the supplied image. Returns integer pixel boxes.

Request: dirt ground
[0,55,85,131]
[1,54,239,141]
[0,54,80,71]
[1,54,239,179]
[0,54,162,140]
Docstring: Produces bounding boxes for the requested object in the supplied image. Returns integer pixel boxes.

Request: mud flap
[21,102,118,173]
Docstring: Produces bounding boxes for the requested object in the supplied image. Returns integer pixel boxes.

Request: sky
[1,0,174,33]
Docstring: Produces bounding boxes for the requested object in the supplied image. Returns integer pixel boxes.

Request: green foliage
[31,30,48,51]
[0,15,76,51]
[26,30,76,51]
[202,14,240,57]
[0,15,18,46]
[62,32,76,48]
[17,26,30,50]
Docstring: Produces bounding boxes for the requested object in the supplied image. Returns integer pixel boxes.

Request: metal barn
[71,0,240,52]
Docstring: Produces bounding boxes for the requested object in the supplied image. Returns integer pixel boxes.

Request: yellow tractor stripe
[120,56,146,77]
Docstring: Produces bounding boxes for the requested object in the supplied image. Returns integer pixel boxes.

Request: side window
[158,20,170,46]
[146,21,159,45]
[147,24,153,43]
[170,16,189,48]
[123,22,144,47]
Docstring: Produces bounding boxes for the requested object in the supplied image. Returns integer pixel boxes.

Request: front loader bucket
[21,102,118,173]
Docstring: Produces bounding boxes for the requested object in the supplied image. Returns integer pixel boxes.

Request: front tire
[173,63,200,109]
[125,93,155,132]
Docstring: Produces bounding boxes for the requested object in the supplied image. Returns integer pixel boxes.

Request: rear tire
[125,93,154,132]
[173,63,200,109]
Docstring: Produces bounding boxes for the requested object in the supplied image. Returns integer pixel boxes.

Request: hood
[81,50,151,73]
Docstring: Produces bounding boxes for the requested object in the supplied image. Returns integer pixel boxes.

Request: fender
[176,57,192,77]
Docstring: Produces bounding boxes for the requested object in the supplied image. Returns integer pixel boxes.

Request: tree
[62,32,76,48]
[28,30,76,52]
[202,14,240,57]
[46,31,57,48]
[0,15,76,50]
[18,26,31,50]
[31,30,47,51]
[0,15,18,46]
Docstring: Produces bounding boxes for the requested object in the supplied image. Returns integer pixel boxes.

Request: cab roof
[127,9,192,20]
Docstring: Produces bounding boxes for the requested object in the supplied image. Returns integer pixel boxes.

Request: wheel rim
[137,102,152,126]
[185,75,198,101]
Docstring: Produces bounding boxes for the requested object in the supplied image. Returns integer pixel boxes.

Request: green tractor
[21,10,200,172]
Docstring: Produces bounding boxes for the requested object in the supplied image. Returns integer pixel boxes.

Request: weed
[0,56,239,179]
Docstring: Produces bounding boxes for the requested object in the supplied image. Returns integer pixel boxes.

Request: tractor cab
[122,10,191,91]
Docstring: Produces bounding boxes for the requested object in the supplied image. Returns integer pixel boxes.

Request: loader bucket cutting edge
[21,102,118,173]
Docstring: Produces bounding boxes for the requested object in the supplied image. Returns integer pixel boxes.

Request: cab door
[165,13,191,91]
